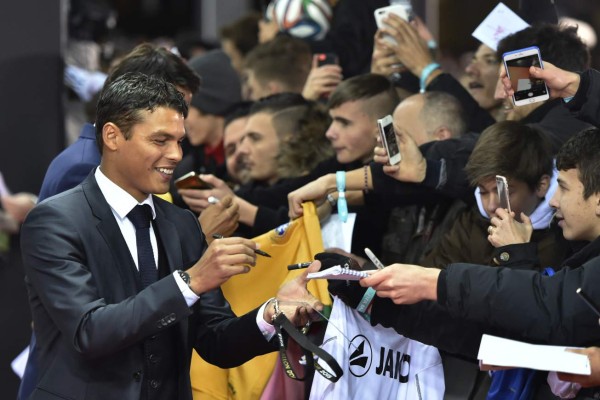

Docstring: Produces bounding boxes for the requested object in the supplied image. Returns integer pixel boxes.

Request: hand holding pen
[212,234,271,258]
[185,235,260,294]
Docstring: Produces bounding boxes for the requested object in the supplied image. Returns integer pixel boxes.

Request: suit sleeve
[191,290,276,368]
[21,202,194,359]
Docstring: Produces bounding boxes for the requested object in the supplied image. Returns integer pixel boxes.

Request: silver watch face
[179,270,190,284]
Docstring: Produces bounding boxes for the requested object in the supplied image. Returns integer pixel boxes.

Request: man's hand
[360,264,440,304]
[499,61,581,100]
[529,61,581,99]
[263,261,324,327]
[371,31,403,77]
[288,174,335,219]
[178,174,235,213]
[488,208,533,247]
[376,14,434,77]
[186,236,257,295]
[199,195,240,242]
[1,193,37,223]
[374,131,427,183]
[302,55,343,101]
[557,347,600,388]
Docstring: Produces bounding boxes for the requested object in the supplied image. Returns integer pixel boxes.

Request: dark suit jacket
[38,123,101,202]
[21,174,274,400]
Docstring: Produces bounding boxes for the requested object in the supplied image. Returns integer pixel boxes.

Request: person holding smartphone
[301,53,343,101]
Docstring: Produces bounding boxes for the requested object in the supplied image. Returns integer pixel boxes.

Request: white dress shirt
[94,168,275,338]
[94,167,199,306]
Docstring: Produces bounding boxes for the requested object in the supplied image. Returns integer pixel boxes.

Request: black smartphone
[316,53,338,67]
[174,171,213,190]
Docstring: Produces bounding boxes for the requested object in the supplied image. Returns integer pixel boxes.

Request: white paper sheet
[320,213,356,253]
[472,3,530,51]
[478,334,591,375]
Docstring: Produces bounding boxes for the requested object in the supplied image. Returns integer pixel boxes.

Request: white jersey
[310,297,445,400]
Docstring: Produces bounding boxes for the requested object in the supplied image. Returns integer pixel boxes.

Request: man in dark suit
[20,73,315,400]
[18,44,203,400]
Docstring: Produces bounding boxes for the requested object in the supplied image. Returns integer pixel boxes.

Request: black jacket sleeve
[438,258,600,346]
[370,133,479,206]
[566,69,600,127]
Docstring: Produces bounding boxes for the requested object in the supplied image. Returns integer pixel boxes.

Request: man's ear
[595,194,600,217]
[536,174,551,198]
[102,122,121,152]
[433,126,453,141]
[266,80,282,96]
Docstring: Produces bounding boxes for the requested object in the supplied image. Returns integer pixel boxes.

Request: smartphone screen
[496,175,511,213]
[316,53,338,67]
[377,115,401,165]
[503,46,549,106]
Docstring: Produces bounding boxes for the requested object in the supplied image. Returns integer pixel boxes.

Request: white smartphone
[495,175,511,213]
[377,115,401,165]
[502,46,549,106]
[365,248,385,270]
[374,4,411,46]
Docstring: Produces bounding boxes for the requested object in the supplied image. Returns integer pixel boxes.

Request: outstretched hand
[199,195,240,242]
[264,261,324,327]
[499,61,581,100]
[375,14,434,77]
[360,263,440,304]
[302,55,343,101]
[178,174,235,213]
[557,347,600,388]
[288,175,332,219]
[374,131,427,183]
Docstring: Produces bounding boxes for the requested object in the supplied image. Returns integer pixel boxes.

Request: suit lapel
[82,175,140,296]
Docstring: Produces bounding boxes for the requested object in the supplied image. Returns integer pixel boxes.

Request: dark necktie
[127,204,158,288]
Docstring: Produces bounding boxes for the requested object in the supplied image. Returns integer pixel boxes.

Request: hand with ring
[487,208,533,248]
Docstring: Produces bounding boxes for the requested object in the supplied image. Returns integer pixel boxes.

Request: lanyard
[272,309,343,383]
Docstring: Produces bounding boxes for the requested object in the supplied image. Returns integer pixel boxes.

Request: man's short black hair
[556,127,600,199]
[95,72,188,154]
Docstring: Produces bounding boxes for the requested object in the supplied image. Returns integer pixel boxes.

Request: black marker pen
[287,262,312,271]
[576,287,600,325]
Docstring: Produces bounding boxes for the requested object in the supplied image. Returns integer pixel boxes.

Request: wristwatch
[176,270,191,288]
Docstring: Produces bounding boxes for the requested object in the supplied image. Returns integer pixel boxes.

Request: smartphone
[374,4,411,46]
[365,248,385,270]
[495,175,511,213]
[502,46,549,106]
[377,115,401,165]
[316,52,338,67]
[174,171,213,190]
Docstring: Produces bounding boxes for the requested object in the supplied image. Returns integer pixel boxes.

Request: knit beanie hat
[188,50,242,116]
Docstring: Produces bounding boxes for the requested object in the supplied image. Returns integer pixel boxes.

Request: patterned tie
[126,204,158,288]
